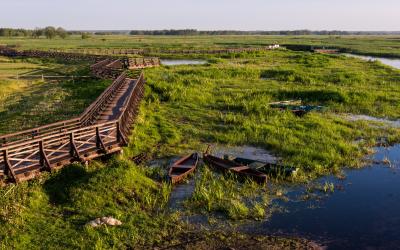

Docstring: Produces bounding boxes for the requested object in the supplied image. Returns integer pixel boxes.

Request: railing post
[69,132,75,156]
[39,140,51,171]
[69,132,82,162]
[3,149,16,182]
[96,127,106,151]
[96,127,100,149]
[116,122,121,143]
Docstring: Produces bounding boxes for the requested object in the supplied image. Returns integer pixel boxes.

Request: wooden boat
[233,157,298,177]
[269,100,326,117]
[203,153,267,184]
[168,153,199,184]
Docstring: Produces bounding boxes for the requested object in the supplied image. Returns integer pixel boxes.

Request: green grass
[1,36,400,248]
[127,50,400,179]
[185,167,270,220]
[0,157,182,249]
[0,57,111,134]
[1,34,400,57]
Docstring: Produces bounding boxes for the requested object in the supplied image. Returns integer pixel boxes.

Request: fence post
[3,149,16,182]
[116,122,121,143]
[39,140,52,171]
[69,132,75,156]
[39,141,44,166]
[95,127,104,150]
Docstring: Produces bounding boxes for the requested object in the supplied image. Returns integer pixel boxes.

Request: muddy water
[344,114,400,128]
[344,53,400,69]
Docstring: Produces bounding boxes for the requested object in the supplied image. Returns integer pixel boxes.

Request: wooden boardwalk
[0,53,154,184]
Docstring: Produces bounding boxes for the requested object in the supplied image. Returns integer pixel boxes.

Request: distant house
[268,44,280,49]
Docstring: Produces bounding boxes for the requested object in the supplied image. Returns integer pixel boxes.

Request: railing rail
[80,72,127,125]
[0,48,152,182]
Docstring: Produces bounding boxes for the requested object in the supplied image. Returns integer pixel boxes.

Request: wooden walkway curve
[0,52,158,184]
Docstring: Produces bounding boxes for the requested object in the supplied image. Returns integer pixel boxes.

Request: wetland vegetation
[1,35,400,248]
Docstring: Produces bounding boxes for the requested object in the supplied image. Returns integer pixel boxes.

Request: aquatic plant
[186,167,269,220]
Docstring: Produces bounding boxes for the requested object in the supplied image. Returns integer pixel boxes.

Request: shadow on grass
[274,89,348,103]
[43,164,94,205]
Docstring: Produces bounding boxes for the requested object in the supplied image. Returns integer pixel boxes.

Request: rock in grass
[86,217,122,227]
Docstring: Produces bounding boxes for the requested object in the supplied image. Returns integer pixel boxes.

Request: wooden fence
[1,45,281,58]
[0,52,147,184]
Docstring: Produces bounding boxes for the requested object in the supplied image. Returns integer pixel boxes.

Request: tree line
[0,27,91,39]
[2,28,400,38]
[129,29,400,36]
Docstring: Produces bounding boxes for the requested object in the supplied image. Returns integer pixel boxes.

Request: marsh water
[160,59,207,66]
[345,53,400,69]
[168,145,400,249]
[238,145,400,249]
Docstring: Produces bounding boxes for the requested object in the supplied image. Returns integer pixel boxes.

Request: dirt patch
[153,231,324,250]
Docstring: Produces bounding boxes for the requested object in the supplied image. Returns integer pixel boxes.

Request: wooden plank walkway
[0,53,150,184]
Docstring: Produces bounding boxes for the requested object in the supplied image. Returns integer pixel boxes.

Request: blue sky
[1,0,399,30]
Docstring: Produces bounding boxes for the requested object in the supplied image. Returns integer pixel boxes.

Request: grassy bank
[0,157,181,249]
[0,56,110,134]
[127,50,400,179]
[2,35,400,58]
[1,37,400,248]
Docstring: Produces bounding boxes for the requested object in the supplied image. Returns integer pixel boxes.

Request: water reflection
[344,54,400,69]
[241,145,400,249]
[161,59,207,66]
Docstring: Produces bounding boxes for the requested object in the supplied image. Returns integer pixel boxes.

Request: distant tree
[81,33,91,39]
[0,28,12,37]
[44,26,57,39]
[56,27,68,39]
[32,28,43,38]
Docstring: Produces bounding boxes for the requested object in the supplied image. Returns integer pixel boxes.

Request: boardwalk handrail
[80,72,127,125]
[0,48,152,184]
[0,120,120,182]
[0,73,126,147]
[118,72,145,140]
[0,118,81,146]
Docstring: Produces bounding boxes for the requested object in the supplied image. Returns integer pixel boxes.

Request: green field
[2,35,400,57]
[0,56,111,134]
[1,35,400,249]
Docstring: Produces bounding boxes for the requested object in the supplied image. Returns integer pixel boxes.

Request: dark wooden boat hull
[233,157,298,177]
[168,153,199,184]
[203,154,267,184]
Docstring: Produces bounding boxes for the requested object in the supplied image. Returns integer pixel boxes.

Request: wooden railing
[0,52,148,184]
[80,73,127,125]
[127,57,160,69]
[0,73,145,183]
[0,73,127,147]
[0,47,111,62]
[0,120,121,182]
[42,46,281,55]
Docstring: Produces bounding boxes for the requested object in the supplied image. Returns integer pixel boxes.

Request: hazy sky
[1,0,399,30]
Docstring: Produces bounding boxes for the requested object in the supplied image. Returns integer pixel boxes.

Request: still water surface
[241,145,400,249]
[345,53,400,69]
[161,59,207,66]
[168,145,400,249]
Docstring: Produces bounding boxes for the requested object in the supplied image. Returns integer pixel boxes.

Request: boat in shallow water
[168,153,199,184]
[233,157,298,177]
[203,153,268,184]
